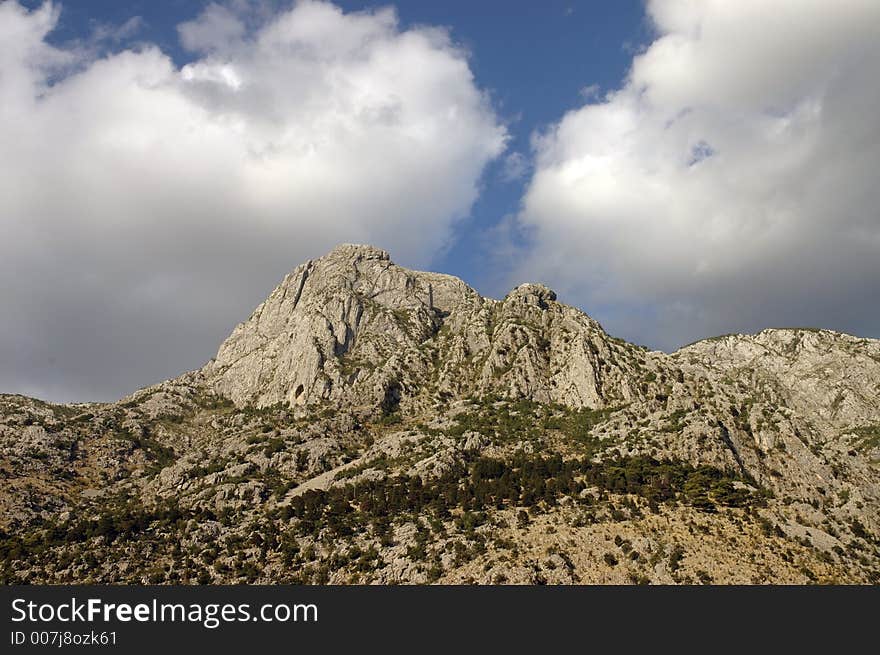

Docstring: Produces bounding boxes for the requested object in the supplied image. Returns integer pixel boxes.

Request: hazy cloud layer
[513,0,880,350]
[0,1,506,401]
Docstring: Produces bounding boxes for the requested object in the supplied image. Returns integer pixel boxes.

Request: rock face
[203,243,647,412]
[1,244,879,586]
[675,329,880,429]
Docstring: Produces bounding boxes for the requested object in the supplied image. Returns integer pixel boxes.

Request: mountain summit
[204,243,640,411]
[1,245,879,584]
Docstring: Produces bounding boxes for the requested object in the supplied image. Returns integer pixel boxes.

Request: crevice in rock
[290,261,312,310]
[717,420,749,478]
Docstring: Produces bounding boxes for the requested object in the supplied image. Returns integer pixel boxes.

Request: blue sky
[3,0,879,401]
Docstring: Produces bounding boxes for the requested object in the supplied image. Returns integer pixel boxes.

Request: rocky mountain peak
[506,283,557,309]
[201,245,642,412]
[325,243,391,262]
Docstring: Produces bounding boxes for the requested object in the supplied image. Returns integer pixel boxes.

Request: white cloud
[500,151,528,182]
[177,3,245,53]
[578,83,600,100]
[94,15,145,43]
[0,0,506,401]
[513,0,880,349]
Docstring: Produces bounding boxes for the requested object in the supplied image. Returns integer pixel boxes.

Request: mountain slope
[1,244,878,584]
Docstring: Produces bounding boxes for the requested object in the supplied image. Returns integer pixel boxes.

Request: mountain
[1,244,878,584]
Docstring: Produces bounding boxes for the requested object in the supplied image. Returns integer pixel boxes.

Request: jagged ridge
[202,243,652,411]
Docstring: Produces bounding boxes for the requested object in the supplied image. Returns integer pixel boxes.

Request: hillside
[1,244,878,584]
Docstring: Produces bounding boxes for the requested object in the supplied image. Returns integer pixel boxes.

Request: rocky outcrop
[203,244,655,412]
[204,244,450,409]
[675,329,880,430]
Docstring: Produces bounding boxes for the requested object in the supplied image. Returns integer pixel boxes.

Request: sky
[2,0,879,403]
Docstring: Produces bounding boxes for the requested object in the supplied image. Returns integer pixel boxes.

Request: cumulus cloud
[513,0,880,350]
[0,0,506,401]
